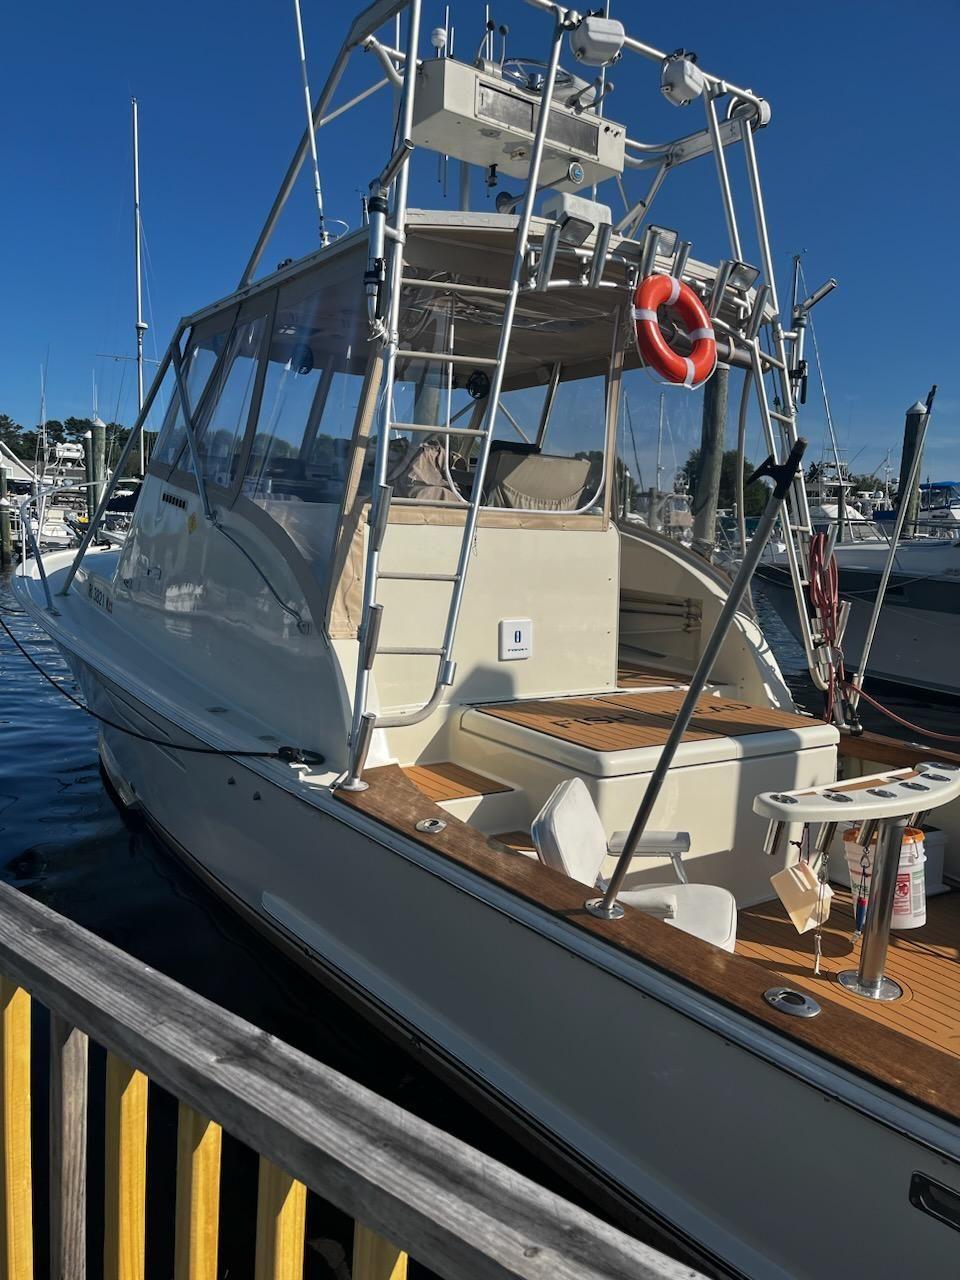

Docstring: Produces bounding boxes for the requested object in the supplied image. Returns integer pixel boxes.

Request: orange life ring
[632,274,717,388]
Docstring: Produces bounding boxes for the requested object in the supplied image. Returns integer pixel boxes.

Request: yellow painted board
[0,980,32,1280]
[174,1104,221,1280]
[104,1054,148,1280]
[353,1222,408,1280]
[254,1157,306,1280]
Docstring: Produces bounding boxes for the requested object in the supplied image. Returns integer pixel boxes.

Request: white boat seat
[531,777,737,952]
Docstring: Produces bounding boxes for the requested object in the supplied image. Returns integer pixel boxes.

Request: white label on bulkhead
[499,618,532,661]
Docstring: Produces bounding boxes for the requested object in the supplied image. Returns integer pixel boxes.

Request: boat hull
[67,649,960,1280]
[757,561,960,698]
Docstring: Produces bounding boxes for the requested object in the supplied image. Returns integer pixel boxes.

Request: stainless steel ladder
[343,11,572,788]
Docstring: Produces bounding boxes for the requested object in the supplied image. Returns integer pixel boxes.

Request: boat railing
[0,879,699,1280]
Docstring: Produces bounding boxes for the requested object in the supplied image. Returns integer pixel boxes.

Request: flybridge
[58,0,834,786]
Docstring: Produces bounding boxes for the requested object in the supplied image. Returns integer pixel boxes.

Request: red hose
[806,533,960,742]
[808,532,843,722]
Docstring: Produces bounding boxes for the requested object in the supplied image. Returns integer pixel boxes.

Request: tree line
[0,414,145,478]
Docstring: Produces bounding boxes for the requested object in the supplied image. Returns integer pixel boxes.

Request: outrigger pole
[132,97,147,475]
[587,438,808,920]
[846,384,938,727]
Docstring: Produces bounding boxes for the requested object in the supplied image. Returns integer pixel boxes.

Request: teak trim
[337,765,960,1123]
[838,729,960,772]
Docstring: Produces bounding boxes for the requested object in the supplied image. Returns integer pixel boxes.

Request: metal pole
[655,393,664,494]
[239,43,352,288]
[703,89,743,263]
[848,386,937,715]
[0,467,11,566]
[838,818,906,1001]
[587,438,807,919]
[292,0,329,246]
[735,367,752,559]
[344,0,424,784]
[132,98,147,475]
[59,338,178,597]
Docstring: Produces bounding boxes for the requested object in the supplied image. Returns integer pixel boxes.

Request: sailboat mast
[656,393,664,492]
[132,97,147,474]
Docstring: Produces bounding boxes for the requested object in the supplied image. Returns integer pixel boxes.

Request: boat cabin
[100,209,836,911]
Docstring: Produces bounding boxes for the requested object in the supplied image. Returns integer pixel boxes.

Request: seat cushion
[621,883,737,952]
[531,777,608,887]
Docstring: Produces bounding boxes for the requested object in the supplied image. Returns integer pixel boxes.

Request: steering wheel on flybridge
[500,58,577,93]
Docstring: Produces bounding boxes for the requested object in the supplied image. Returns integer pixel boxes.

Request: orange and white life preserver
[632,274,717,388]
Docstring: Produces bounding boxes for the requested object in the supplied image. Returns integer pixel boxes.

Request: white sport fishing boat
[15,4,960,1275]
[759,534,960,697]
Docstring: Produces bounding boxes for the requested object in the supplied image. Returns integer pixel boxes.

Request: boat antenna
[292,0,329,247]
[132,97,147,475]
[37,359,48,478]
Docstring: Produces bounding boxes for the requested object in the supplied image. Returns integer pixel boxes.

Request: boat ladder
[343,11,576,788]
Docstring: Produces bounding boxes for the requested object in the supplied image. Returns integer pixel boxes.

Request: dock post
[0,468,11,566]
[896,400,926,536]
[91,417,106,507]
[82,431,95,520]
[692,363,729,558]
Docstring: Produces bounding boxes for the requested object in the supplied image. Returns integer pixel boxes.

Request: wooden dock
[0,882,703,1280]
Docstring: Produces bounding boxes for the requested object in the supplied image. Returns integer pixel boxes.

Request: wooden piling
[0,467,12,565]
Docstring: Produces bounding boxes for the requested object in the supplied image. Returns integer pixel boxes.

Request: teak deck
[402,762,511,803]
[738,888,960,1059]
[478,690,814,753]
[616,664,689,689]
[336,765,960,1123]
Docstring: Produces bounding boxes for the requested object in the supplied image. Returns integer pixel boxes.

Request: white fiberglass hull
[29,639,955,1280]
[758,539,960,697]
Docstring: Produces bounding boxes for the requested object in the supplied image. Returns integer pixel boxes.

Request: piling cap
[907,401,926,415]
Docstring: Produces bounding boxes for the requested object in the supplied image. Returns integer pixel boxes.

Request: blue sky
[1,1,957,478]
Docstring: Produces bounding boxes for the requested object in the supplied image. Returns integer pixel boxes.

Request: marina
[2,2,959,1277]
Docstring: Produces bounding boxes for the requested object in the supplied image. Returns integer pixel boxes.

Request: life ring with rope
[632,273,718,388]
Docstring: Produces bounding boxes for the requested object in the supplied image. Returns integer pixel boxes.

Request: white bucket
[843,826,926,930]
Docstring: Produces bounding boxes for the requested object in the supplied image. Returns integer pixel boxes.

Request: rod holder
[535,222,561,291]
[858,817,880,850]
[587,223,613,288]
[762,818,789,859]
[672,239,692,280]
[361,603,383,671]
[813,821,837,856]
[341,711,378,792]
[708,261,734,317]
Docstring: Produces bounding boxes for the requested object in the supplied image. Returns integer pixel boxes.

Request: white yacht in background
[14,4,960,1276]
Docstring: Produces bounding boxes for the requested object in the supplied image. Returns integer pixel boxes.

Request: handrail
[0,880,701,1280]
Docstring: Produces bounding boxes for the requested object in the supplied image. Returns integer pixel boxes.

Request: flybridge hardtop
[13,5,960,1277]
[57,0,823,776]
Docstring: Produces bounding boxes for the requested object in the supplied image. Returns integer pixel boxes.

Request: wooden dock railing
[0,882,703,1280]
